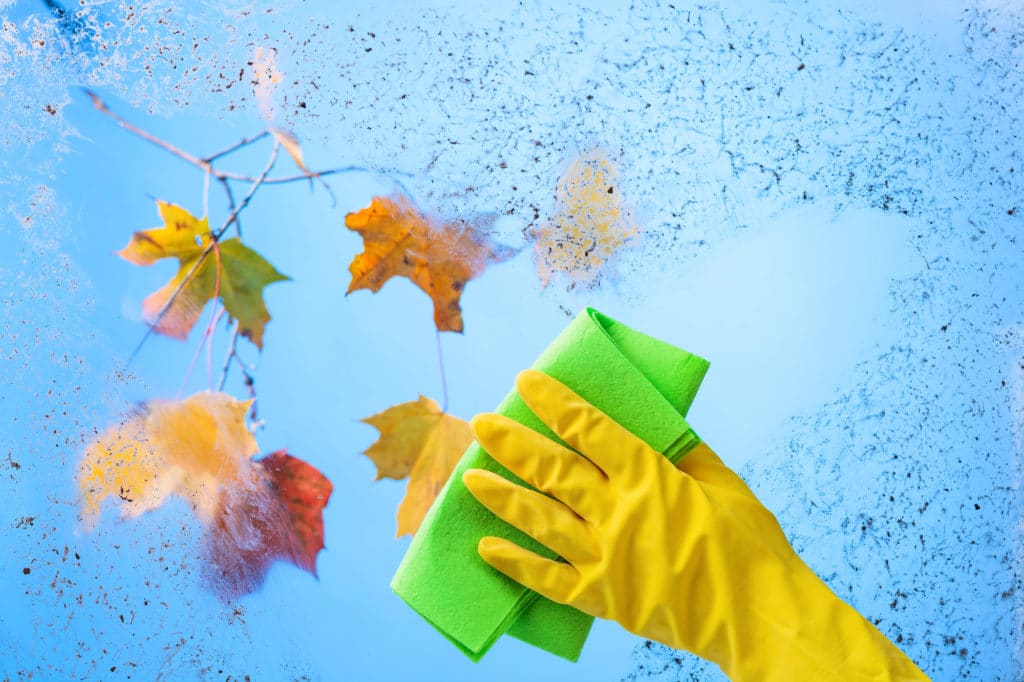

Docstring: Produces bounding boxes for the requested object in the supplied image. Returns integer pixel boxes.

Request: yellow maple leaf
[344,194,515,333]
[532,149,641,288]
[80,393,334,599]
[79,391,257,527]
[118,201,289,348]
[360,396,474,537]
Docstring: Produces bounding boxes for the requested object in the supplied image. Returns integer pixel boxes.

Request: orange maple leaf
[532,149,641,288]
[344,194,515,333]
[360,396,473,537]
[79,393,332,599]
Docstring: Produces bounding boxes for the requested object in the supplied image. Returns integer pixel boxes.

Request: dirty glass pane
[1,1,1020,680]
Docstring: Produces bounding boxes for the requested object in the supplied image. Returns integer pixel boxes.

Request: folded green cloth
[391,307,710,661]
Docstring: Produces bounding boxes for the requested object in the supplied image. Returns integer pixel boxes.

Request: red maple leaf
[204,450,333,599]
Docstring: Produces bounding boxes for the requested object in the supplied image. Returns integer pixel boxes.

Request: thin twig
[205,130,270,163]
[218,327,258,422]
[217,142,279,239]
[316,176,337,208]
[217,177,242,238]
[218,325,243,391]
[435,329,449,413]
[202,168,211,219]
[85,89,209,171]
[178,165,347,186]
[262,165,414,187]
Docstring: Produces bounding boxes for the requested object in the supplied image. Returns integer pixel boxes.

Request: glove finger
[477,536,579,605]
[515,369,665,480]
[471,412,609,521]
[463,468,599,564]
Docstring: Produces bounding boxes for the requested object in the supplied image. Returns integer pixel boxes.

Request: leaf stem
[175,241,223,397]
[205,306,227,389]
[204,241,225,388]
[435,329,449,413]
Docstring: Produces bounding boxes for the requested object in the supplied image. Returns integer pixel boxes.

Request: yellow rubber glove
[463,369,928,682]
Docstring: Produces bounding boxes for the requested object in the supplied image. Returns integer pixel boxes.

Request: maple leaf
[205,450,333,599]
[118,200,288,348]
[531,149,641,288]
[360,396,473,537]
[260,451,333,574]
[79,391,257,525]
[80,393,332,599]
[269,128,310,175]
[344,194,515,333]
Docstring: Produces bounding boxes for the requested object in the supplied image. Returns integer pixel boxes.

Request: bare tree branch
[86,89,406,188]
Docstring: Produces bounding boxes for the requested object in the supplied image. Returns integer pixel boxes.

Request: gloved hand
[463,369,928,682]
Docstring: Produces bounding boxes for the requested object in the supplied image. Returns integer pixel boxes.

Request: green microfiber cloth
[391,307,710,662]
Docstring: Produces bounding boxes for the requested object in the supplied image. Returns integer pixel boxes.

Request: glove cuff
[722,557,929,682]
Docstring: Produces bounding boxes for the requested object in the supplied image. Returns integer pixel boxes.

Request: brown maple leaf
[344,194,515,333]
[360,396,473,537]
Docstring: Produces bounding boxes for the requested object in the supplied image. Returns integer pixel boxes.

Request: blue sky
[1,1,1021,680]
